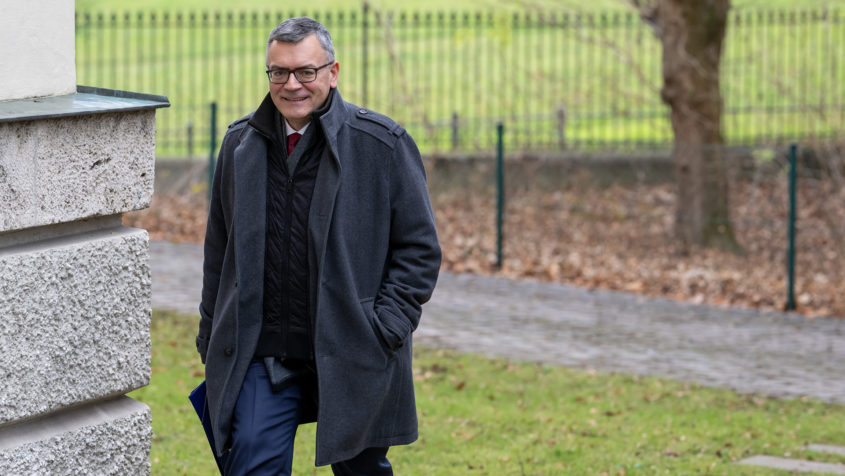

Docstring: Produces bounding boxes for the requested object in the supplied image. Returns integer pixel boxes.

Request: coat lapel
[309,89,344,282]
[233,128,267,311]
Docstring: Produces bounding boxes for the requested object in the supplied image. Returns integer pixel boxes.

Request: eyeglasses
[265,62,334,84]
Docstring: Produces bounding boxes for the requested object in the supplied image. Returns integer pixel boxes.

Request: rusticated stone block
[0,397,151,476]
[0,227,151,425]
[0,110,156,233]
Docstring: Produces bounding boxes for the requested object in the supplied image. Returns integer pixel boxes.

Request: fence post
[785,143,797,311]
[187,120,194,161]
[496,122,505,270]
[208,102,217,201]
[451,112,459,150]
[557,104,566,149]
[362,2,369,107]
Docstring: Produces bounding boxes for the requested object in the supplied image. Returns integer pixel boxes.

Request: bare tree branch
[630,0,660,35]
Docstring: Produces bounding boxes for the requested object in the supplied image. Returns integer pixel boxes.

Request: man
[197,17,441,476]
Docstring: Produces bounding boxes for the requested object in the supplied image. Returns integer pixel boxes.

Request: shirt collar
[284,120,309,137]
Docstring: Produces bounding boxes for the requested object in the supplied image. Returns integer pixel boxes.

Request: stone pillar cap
[0,86,169,123]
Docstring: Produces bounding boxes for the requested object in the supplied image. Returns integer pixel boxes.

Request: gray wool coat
[196,89,441,466]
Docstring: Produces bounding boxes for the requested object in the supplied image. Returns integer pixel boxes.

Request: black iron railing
[75,8,844,157]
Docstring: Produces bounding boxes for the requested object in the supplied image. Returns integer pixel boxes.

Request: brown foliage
[125,176,845,318]
[124,193,208,243]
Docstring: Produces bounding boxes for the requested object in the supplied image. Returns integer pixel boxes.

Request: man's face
[266,35,339,130]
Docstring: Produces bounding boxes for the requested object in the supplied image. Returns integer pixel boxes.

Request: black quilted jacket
[252,94,326,361]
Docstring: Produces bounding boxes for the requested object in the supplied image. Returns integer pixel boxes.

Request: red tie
[287,132,302,155]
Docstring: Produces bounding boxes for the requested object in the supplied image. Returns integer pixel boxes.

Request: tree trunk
[655,0,740,251]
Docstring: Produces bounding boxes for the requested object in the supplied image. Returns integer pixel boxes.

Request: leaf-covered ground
[125,176,845,318]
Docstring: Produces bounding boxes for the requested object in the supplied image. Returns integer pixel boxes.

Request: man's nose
[284,75,303,89]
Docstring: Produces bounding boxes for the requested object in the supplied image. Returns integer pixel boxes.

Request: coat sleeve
[373,132,442,351]
[197,134,231,364]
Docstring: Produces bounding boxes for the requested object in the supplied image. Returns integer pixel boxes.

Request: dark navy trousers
[223,360,394,476]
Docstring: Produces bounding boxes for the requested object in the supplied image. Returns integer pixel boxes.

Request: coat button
[224,347,233,356]
[359,109,367,114]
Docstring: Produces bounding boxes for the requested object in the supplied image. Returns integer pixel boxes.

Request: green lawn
[75,0,639,13]
[76,0,845,12]
[132,310,845,475]
[74,0,845,157]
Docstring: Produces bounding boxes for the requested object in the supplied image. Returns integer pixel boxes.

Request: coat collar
[249,88,345,163]
[247,94,281,144]
[316,88,345,164]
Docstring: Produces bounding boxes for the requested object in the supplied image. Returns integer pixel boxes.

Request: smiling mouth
[284,97,307,103]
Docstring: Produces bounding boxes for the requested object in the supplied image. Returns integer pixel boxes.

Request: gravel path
[150,240,845,404]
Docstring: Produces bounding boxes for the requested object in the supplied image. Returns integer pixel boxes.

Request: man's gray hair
[267,17,335,63]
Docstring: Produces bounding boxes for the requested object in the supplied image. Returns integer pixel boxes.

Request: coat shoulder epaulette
[228,113,252,130]
[347,105,405,146]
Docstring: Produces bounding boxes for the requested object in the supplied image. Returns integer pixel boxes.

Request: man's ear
[329,62,339,88]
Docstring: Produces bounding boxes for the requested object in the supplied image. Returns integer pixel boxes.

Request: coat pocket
[360,297,398,358]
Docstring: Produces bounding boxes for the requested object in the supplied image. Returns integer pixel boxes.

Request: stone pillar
[0,2,169,474]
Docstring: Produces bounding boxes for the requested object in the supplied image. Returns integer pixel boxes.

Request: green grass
[133,309,845,475]
[74,1,845,157]
[76,0,845,12]
[75,0,636,13]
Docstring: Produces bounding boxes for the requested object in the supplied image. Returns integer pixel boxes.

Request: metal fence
[74,7,844,157]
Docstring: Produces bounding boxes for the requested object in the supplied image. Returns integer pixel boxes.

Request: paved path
[150,240,845,405]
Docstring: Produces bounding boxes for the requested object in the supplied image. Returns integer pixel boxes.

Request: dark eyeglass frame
[265,62,334,84]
